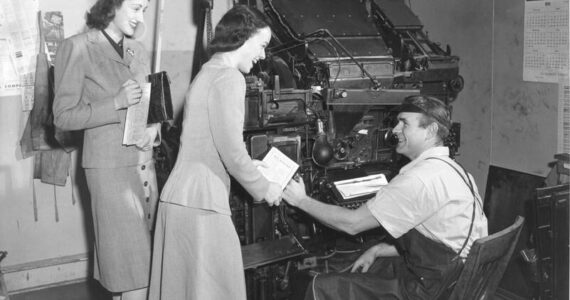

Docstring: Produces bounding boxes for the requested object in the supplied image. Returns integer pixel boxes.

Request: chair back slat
[447,216,525,300]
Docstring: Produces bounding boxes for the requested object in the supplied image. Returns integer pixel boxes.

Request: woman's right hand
[264,182,283,207]
[114,79,142,109]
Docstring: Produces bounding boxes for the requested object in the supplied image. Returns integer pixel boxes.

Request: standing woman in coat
[52,0,160,299]
[148,5,282,300]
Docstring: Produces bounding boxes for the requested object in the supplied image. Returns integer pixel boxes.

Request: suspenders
[426,157,481,260]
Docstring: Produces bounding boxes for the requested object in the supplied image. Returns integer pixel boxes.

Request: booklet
[123,82,151,145]
[257,147,299,189]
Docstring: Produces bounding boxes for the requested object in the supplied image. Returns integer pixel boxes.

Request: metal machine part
[224,2,465,298]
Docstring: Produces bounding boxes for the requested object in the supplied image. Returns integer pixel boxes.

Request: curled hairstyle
[401,95,452,140]
[207,5,269,55]
[86,0,125,30]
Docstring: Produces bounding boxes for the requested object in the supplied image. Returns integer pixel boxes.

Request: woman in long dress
[148,5,282,300]
[53,1,160,299]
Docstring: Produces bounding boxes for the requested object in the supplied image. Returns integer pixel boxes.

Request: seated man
[284,95,488,300]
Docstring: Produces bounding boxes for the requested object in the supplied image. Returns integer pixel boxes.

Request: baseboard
[1,253,89,295]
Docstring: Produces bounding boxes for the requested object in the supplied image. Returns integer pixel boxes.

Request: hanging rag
[19,11,80,186]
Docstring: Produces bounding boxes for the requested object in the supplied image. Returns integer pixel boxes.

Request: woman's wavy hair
[207,5,269,55]
[86,0,125,30]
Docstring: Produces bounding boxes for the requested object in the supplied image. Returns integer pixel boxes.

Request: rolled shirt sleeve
[366,173,439,239]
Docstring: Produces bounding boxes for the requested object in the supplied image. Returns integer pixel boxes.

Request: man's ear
[426,122,439,139]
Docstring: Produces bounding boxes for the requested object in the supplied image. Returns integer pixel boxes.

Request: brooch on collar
[126,48,135,57]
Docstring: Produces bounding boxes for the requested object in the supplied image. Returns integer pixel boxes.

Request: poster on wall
[41,11,64,63]
[523,0,569,83]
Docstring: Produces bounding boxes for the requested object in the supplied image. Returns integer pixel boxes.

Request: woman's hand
[136,126,159,151]
[114,79,142,110]
[253,160,282,206]
[252,159,267,169]
[264,182,283,207]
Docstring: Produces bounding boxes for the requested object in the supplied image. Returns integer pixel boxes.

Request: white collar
[399,146,450,174]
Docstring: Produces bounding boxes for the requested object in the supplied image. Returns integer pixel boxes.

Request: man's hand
[114,79,142,110]
[351,245,379,273]
[283,177,308,207]
[351,243,398,273]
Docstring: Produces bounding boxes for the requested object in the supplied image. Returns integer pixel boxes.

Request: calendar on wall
[523,0,569,83]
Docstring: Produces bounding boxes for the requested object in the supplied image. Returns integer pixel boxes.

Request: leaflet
[258,147,299,190]
[122,82,151,145]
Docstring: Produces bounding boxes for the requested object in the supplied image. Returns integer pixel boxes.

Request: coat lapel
[87,30,127,66]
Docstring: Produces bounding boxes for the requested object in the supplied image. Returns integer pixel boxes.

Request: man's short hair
[397,95,452,140]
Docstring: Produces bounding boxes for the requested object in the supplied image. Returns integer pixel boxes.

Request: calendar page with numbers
[523,0,569,83]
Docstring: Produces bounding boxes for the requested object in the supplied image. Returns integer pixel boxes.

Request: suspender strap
[426,157,478,260]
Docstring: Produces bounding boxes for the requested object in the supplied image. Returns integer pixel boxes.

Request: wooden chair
[447,216,525,300]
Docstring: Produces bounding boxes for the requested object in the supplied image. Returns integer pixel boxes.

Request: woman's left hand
[136,126,159,151]
[264,182,283,206]
[252,159,268,169]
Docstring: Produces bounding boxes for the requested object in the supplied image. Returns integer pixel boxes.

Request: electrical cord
[278,202,307,253]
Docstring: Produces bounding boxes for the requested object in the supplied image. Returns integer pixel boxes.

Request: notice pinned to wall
[523,0,569,83]
[558,76,570,154]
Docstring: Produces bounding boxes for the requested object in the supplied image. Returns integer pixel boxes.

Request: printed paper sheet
[123,82,151,145]
[523,0,569,83]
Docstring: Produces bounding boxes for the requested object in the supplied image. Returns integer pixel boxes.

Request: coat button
[144,181,148,187]
[141,165,146,170]
[146,197,150,203]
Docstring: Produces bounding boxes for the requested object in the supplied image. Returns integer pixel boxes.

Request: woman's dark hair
[86,0,125,30]
[207,5,269,55]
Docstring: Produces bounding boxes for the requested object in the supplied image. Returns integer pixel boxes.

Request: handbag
[147,71,174,124]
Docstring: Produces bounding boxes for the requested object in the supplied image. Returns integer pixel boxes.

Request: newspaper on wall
[0,0,39,109]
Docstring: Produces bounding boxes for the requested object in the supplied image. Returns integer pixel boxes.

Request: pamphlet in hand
[123,82,151,145]
[258,147,299,190]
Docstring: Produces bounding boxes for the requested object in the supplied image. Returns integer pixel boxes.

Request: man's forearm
[296,196,377,235]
